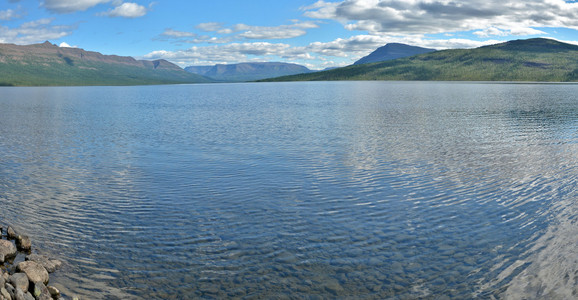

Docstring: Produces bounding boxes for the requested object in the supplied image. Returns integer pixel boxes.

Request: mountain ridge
[0,41,210,86]
[185,62,312,82]
[262,38,578,82]
[354,43,436,65]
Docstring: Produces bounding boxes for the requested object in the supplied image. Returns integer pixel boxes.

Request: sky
[2,0,578,70]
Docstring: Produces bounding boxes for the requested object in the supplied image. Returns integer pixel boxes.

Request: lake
[0,82,576,299]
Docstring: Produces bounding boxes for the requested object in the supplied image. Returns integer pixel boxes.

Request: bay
[0,81,576,299]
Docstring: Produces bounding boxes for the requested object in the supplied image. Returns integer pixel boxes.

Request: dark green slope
[0,41,211,86]
[264,38,578,82]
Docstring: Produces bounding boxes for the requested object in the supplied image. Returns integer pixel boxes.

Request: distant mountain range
[185,62,312,82]
[263,38,578,82]
[0,41,210,86]
[4,38,578,86]
[354,43,436,65]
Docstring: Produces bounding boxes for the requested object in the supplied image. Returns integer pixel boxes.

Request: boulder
[9,273,29,292]
[47,285,61,299]
[14,288,24,300]
[14,288,35,300]
[31,281,51,300]
[16,261,49,285]
[25,255,62,273]
[16,235,31,251]
[0,240,17,263]
[13,288,22,300]
[6,227,17,240]
[24,292,34,300]
[0,287,10,300]
[0,271,5,288]
[5,283,15,299]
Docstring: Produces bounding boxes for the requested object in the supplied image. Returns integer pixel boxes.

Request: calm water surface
[0,82,576,299]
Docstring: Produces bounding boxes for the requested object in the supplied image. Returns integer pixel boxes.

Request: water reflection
[321,83,578,298]
[0,82,576,299]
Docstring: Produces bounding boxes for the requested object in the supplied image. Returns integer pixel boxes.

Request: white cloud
[473,27,509,38]
[301,1,340,19]
[474,27,547,38]
[44,0,148,17]
[0,9,19,21]
[553,38,578,46]
[510,27,548,36]
[58,42,77,47]
[142,42,294,66]
[143,0,578,69]
[161,29,196,38]
[0,18,76,44]
[103,2,147,18]
[302,0,578,35]
[43,0,111,13]
[238,27,307,40]
[157,29,234,44]
[418,38,502,49]
[195,22,224,32]
[231,22,320,39]
[161,21,320,45]
[235,21,319,39]
[142,32,510,69]
[305,35,390,57]
[303,34,501,58]
[195,22,236,35]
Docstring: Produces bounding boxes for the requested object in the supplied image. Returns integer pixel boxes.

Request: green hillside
[263,38,578,82]
[0,42,211,86]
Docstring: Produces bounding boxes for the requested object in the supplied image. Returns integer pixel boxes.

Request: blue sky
[2,0,578,69]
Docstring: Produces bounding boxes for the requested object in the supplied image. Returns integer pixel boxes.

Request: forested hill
[262,38,578,82]
[0,41,210,86]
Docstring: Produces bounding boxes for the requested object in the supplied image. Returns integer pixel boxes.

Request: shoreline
[0,225,68,300]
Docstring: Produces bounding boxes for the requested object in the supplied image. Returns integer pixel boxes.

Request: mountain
[0,41,210,86]
[354,43,436,65]
[185,62,312,82]
[184,66,214,76]
[263,38,578,82]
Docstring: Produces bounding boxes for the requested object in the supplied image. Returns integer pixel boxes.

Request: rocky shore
[0,226,67,300]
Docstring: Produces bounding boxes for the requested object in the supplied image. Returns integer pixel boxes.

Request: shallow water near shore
[0,81,576,299]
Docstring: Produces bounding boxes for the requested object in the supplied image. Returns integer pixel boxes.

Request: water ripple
[0,82,576,298]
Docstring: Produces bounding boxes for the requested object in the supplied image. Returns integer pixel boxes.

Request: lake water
[0,82,576,299]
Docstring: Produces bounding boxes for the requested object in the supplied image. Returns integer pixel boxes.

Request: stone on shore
[0,226,68,300]
[47,285,61,299]
[6,227,17,240]
[16,235,31,251]
[31,281,51,300]
[25,255,62,273]
[0,240,17,263]
[16,261,49,285]
[5,282,15,299]
[0,287,10,300]
[14,288,35,300]
[9,273,29,293]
